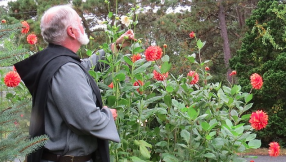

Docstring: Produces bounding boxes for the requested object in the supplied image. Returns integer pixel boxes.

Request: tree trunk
[218,1,232,82]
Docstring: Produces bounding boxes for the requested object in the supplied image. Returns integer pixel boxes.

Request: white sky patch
[0,0,16,6]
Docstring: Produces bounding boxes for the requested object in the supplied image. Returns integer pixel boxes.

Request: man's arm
[81,49,108,71]
[50,62,120,142]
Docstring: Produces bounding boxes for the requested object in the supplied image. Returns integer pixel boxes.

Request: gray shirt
[44,50,120,156]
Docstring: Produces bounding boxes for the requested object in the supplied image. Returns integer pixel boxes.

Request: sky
[0,0,15,6]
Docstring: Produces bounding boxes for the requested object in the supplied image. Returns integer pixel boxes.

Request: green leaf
[213,138,224,149]
[155,141,168,147]
[204,153,216,159]
[188,107,198,120]
[88,71,101,81]
[248,139,261,149]
[161,55,169,62]
[197,39,204,49]
[106,96,116,107]
[130,156,146,162]
[225,119,233,129]
[180,129,190,144]
[164,95,172,107]
[114,73,126,82]
[133,47,145,54]
[166,85,174,92]
[231,85,240,95]
[108,12,113,18]
[145,96,163,107]
[123,56,133,66]
[218,89,228,103]
[86,49,93,56]
[162,154,179,162]
[246,134,256,141]
[134,61,151,74]
[245,93,253,103]
[161,62,171,73]
[134,140,152,159]
[242,103,253,113]
[201,121,210,131]
[186,55,195,63]
[241,114,251,121]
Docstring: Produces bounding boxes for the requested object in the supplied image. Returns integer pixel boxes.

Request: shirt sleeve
[81,49,108,71]
[50,62,120,142]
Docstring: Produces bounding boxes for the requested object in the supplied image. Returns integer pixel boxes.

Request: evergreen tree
[230,0,286,147]
[2,0,259,82]
[0,18,47,162]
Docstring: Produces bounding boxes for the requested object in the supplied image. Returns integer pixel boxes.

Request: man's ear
[67,26,76,39]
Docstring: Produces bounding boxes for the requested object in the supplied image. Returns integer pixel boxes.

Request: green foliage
[230,0,286,146]
[0,18,47,162]
[90,6,261,161]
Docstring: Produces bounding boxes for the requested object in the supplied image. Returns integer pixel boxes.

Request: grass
[239,148,286,156]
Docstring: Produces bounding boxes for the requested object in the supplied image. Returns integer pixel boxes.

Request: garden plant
[0,1,282,162]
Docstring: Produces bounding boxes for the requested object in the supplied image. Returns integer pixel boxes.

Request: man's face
[76,16,89,45]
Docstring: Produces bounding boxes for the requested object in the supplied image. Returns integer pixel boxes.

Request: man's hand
[103,106,117,120]
[114,30,137,50]
[109,108,117,120]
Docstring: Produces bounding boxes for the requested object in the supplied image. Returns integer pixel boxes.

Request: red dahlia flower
[268,142,280,157]
[133,80,144,94]
[189,31,195,38]
[4,71,21,87]
[144,46,162,61]
[131,54,141,63]
[153,69,169,81]
[187,71,199,85]
[205,66,210,71]
[21,21,30,34]
[108,82,114,88]
[229,70,237,76]
[27,34,37,45]
[1,19,6,23]
[249,110,268,130]
[250,73,263,89]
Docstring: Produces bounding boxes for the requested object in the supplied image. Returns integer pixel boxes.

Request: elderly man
[15,4,135,162]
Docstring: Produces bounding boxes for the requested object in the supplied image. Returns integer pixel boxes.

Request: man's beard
[77,29,89,45]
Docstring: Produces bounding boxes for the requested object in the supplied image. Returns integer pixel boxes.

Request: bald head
[40,5,79,45]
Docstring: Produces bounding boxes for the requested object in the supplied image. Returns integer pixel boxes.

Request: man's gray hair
[40,4,79,45]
